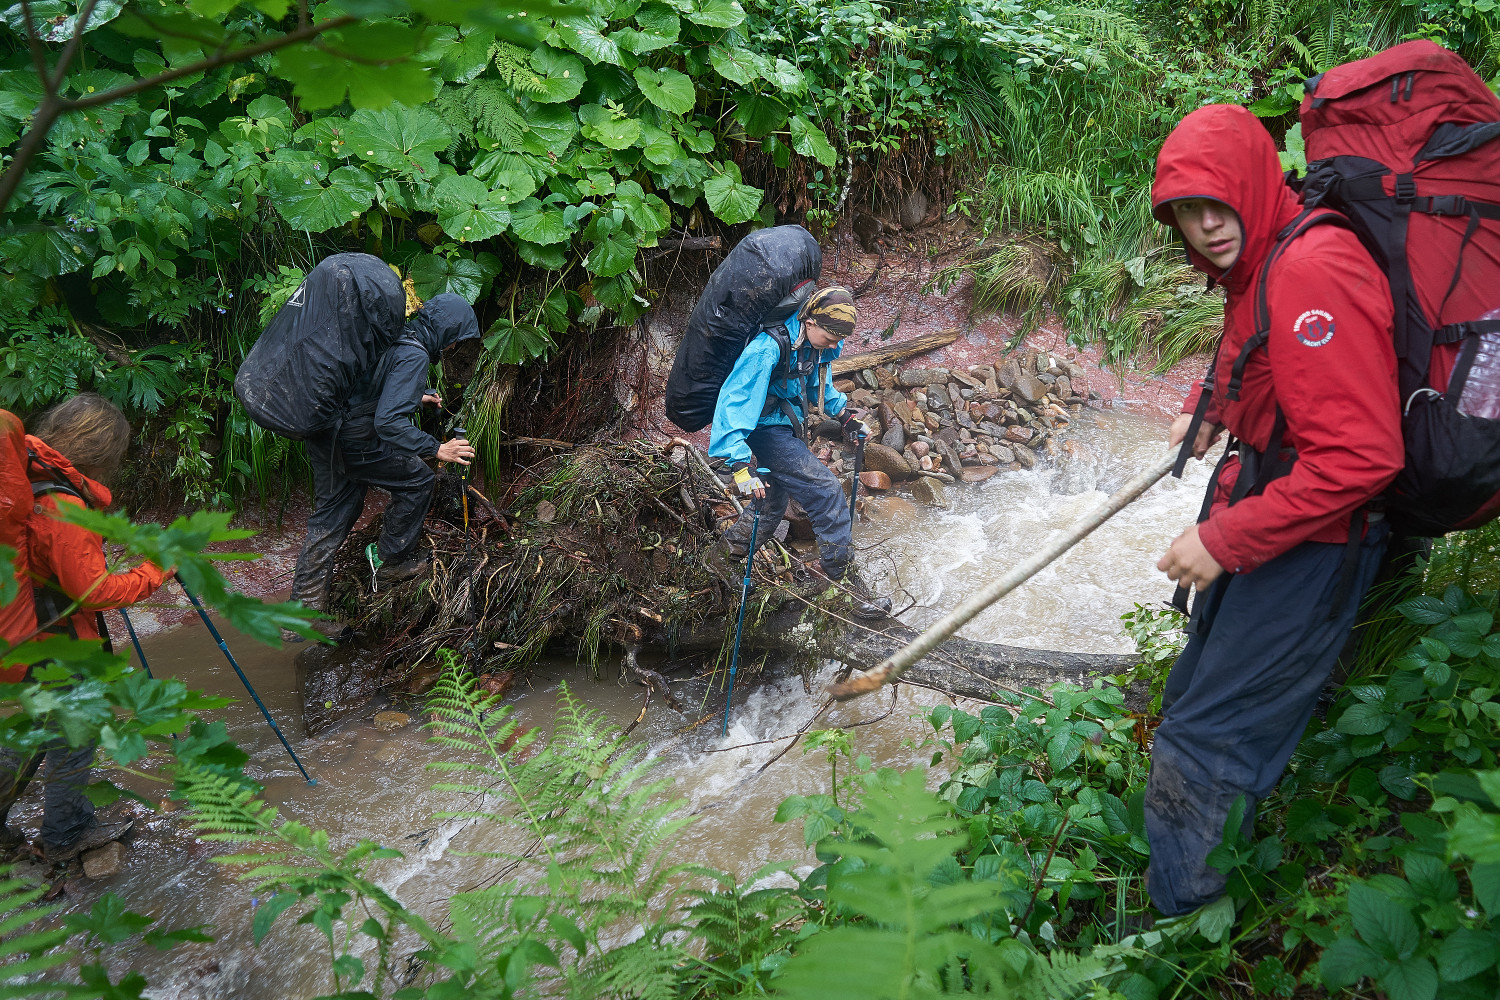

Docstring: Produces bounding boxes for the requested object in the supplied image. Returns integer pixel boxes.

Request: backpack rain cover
[235,253,407,440]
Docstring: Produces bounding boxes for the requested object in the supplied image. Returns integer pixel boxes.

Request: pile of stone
[820,349,1098,507]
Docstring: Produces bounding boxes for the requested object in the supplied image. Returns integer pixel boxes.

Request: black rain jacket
[346,293,480,458]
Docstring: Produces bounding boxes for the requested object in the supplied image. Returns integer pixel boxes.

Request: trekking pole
[451,424,473,548]
[178,582,316,785]
[828,447,1180,701]
[848,429,867,524]
[118,608,152,680]
[721,505,761,738]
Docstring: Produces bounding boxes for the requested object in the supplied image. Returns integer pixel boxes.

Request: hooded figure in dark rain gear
[1147,104,1404,915]
[289,293,479,623]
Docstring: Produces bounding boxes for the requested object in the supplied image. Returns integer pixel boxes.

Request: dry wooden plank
[832,329,960,374]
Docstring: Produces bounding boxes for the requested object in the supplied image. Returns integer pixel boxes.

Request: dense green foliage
[8,0,1496,501]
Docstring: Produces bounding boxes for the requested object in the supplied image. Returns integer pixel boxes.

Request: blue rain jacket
[708,315,848,465]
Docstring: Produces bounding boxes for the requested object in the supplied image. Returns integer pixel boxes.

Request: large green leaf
[611,180,669,236]
[760,56,806,95]
[1436,928,1499,982]
[1349,884,1419,960]
[557,14,622,65]
[345,105,453,178]
[509,198,572,244]
[0,225,95,278]
[519,101,579,156]
[733,92,786,138]
[271,165,377,232]
[709,44,763,85]
[789,115,835,166]
[410,251,501,303]
[1378,957,1437,1000]
[484,318,555,364]
[586,227,638,277]
[680,0,744,28]
[617,3,678,52]
[703,162,760,224]
[276,22,438,109]
[436,175,512,242]
[433,26,496,83]
[516,239,568,269]
[529,45,586,103]
[579,103,642,150]
[633,66,695,114]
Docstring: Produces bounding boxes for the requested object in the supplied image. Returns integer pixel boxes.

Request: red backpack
[1288,40,1500,536]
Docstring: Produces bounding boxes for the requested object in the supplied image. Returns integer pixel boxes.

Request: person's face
[804,318,844,350]
[1172,198,1242,271]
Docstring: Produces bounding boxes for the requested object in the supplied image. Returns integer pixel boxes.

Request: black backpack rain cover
[665,225,822,432]
[234,253,407,440]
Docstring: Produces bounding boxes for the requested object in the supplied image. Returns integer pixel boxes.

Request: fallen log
[832,329,960,375]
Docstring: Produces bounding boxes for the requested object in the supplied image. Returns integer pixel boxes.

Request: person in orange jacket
[0,408,36,677]
[0,394,169,861]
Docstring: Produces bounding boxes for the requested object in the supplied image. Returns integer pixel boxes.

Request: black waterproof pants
[1145,520,1389,916]
[0,739,95,845]
[722,424,853,578]
[289,429,435,609]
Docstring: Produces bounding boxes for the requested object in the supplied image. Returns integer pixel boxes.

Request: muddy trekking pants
[289,429,436,610]
[0,739,95,846]
[1145,519,1390,916]
[722,424,853,578]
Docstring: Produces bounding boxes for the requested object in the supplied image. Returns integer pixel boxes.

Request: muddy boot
[838,570,892,621]
[39,803,133,864]
[284,587,343,644]
[376,551,433,585]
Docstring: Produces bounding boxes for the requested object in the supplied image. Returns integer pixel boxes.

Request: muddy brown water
[14,409,1213,998]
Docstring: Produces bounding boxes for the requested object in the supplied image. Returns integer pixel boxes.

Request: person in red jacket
[0,394,167,860]
[0,409,36,681]
[1147,104,1404,915]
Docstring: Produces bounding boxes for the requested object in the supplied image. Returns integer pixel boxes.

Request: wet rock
[892,399,914,425]
[862,495,918,522]
[535,500,556,524]
[961,466,998,484]
[786,500,816,541]
[955,410,974,429]
[298,640,396,736]
[918,454,934,471]
[947,383,965,409]
[875,366,899,390]
[1038,372,1057,385]
[1005,425,1034,443]
[909,440,929,459]
[1055,375,1072,398]
[812,417,843,440]
[997,359,1022,390]
[858,470,892,493]
[923,411,941,432]
[878,420,905,451]
[990,444,1016,463]
[1014,374,1049,403]
[934,426,960,447]
[374,710,411,731]
[899,368,948,388]
[910,476,948,508]
[857,370,880,391]
[940,440,966,476]
[950,369,983,390]
[479,670,516,698]
[860,442,913,481]
[82,841,124,879]
[925,385,949,409]
[1012,443,1037,469]
[985,375,1001,395]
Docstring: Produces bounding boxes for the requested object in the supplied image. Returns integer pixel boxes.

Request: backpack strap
[1226,209,1349,401]
[28,467,112,649]
[758,324,820,439]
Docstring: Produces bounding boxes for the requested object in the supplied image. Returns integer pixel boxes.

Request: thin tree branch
[18,0,55,97]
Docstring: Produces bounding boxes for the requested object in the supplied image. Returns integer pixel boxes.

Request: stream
[37,409,1214,998]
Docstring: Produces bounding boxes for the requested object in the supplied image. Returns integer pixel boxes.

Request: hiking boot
[838,570,892,621]
[38,805,133,863]
[375,551,432,585]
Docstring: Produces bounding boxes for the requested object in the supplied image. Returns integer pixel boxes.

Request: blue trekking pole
[849,428,867,524]
[179,582,316,785]
[118,608,152,680]
[721,505,762,738]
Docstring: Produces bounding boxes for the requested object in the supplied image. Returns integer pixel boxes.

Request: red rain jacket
[0,411,35,681]
[26,436,167,642]
[1152,104,1404,574]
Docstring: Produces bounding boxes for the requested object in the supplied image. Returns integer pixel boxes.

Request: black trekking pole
[118,607,152,680]
[178,582,315,785]
[721,504,761,738]
[848,429,867,524]
[451,424,473,549]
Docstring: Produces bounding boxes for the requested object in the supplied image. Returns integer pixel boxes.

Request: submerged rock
[910,477,948,508]
[373,711,411,731]
[860,442,912,480]
[82,841,124,879]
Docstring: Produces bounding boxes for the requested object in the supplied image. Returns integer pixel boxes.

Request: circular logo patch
[1294,309,1336,347]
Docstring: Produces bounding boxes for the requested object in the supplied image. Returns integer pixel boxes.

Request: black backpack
[235,253,408,440]
[665,225,822,433]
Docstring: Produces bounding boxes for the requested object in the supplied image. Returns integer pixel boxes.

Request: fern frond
[492,42,548,95]
[0,870,72,985]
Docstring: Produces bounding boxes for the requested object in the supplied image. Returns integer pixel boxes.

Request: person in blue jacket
[711,286,892,619]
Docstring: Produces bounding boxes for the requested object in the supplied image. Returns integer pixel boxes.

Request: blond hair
[31,394,132,485]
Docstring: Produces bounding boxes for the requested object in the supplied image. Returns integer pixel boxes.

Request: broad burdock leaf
[509,198,572,244]
[515,240,568,269]
[703,162,761,224]
[633,66,695,114]
[483,319,555,364]
[557,14,622,65]
[617,3,679,52]
[760,56,806,94]
[586,227,638,277]
[680,0,744,28]
[579,103,642,149]
[638,122,685,165]
[789,115,836,166]
[276,22,437,109]
[430,26,497,83]
[611,180,669,236]
[435,175,512,241]
[529,45,586,103]
[519,101,579,156]
[0,225,97,277]
[345,106,453,177]
[709,44,763,85]
[733,92,787,137]
[271,164,377,232]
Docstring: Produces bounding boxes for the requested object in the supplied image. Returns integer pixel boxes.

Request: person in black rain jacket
[289,293,479,625]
